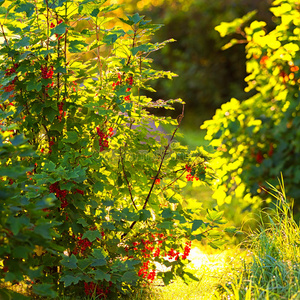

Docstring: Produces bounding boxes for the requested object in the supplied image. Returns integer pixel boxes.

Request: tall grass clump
[217,178,300,299]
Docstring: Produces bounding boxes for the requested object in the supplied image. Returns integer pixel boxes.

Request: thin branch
[120,148,137,210]
[0,24,9,46]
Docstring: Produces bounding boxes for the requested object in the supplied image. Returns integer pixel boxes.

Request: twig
[0,24,9,46]
[120,148,138,210]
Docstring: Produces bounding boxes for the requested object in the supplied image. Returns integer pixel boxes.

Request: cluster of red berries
[57,101,66,122]
[138,261,156,282]
[252,144,274,164]
[5,64,18,76]
[84,281,112,298]
[50,20,64,40]
[96,126,113,152]
[74,188,84,195]
[49,181,68,208]
[112,73,133,101]
[41,65,54,79]
[3,85,14,93]
[49,137,55,154]
[185,164,199,182]
[72,233,92,255]
[2,63,19,94]
[41,137,55,154]
[182,241,191,260]
[129,232,192,283]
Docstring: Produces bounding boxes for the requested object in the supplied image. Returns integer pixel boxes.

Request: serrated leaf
[61,255,78,269]
[60,275,80,287]
[82,230,101,242]
[15,3,35,17]
[102,222,115,230]
[77,258,93,270]
[43,160,56,172]
[121,271,139,283]
[192,220,205,232]
[69,40,88,53]
[77,218,89,227]
[131,44,150,56]
[33,284,57,298]
[92,249,106,259]
[91,258,106,267]
[94,269,110,281]
[26,81,42,92]
[103,33,118,45]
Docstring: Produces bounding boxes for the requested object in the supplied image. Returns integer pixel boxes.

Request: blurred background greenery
[116,0,273,128]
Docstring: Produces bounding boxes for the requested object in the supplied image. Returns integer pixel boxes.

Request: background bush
[202,0,300,214]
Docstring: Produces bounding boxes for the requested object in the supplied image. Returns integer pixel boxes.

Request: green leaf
[131,13,143,24]
[94,269,110,281]
[77,258,93,270]
[7,215,30,235]
[102,222,115,230]
[131,44,150,56]
[36,194,56,210]
[92,249,106,259]
[60,275,80,287]
[121,271,139,283]
[139,209,151,221]
[61,255,78,269]
[182,272,200,284]
[33,222,53,240]
[161,208,173,219]
[10,134,26,146]
[82,230,101,242]
[12,246,32,259]
[93,181,104,193]
[43,160,56,172]
[63,131,78,144]
[162,271,173,285]
[103,34,118,45]
[26,81,42,92]
[69,40,88,53]
[15,3,35,17]
[0,288,30,300]
[118,102,132,113]
[32,284,57,298]
[91,258,107,267]
[192,220,205,232]
[15,36,30,48]
[77,218,89,227]
[206,209,224,223]
[51,22,67,35]
[44,107,57,123]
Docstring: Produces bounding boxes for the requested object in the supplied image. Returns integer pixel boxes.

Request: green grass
[215,179,300,299]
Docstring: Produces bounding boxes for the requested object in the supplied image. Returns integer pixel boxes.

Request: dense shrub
[0,0,231,298]
[202,0,300,211]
